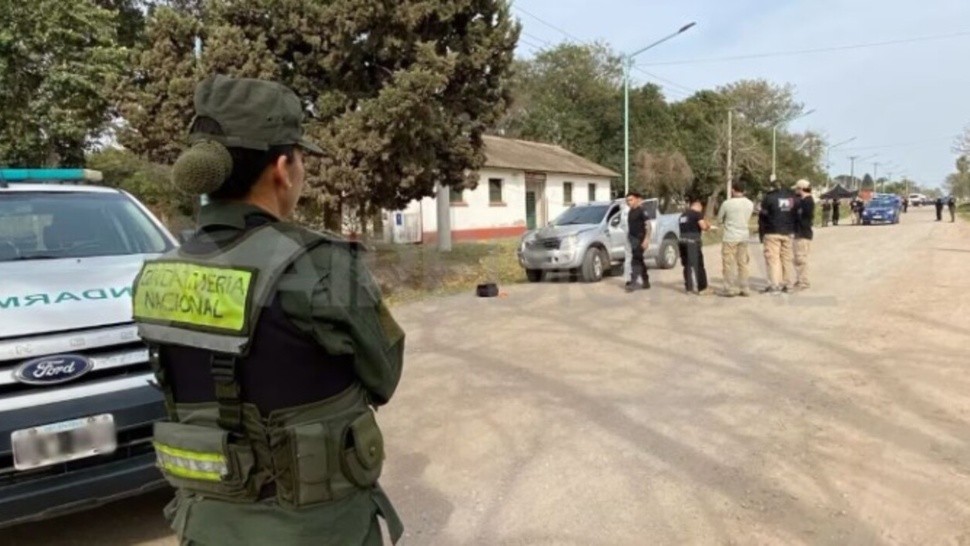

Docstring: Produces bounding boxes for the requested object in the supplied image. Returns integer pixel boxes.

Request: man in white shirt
[717,182,755,297]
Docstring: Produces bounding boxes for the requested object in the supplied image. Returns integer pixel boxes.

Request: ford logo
[14,355,93,385]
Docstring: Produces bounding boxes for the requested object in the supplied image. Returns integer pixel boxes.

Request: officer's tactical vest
[132,223,387,511]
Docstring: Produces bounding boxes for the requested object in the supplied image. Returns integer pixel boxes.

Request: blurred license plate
[12,414,116,471]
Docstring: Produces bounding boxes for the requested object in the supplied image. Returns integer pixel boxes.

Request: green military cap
[190,74,323,156]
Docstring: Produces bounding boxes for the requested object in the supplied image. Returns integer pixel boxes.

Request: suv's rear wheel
[580,248,607,283]
[526,269,543,283]
[657,237,679,269]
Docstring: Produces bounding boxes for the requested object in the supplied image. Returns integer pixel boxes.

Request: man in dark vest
[131,75,404,546]
[935,197,945,221]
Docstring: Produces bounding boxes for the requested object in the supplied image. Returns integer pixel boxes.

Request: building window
[488,178,503,204]
[449,186,463,204]
[563,182,573,204]
[588,183,597,202]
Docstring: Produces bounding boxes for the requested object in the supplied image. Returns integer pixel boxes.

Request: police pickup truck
[0,169,175,527]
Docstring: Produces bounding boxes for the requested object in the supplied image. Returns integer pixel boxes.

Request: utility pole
[873,162,881,192]
[726,110,733,196]
[436,184,452,252]
[848,156,859,190]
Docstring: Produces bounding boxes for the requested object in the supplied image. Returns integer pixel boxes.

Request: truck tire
[526,269,543,283]
[579,248,607,283]
[657,237,679,269]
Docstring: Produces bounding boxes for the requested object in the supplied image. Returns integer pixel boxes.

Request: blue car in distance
[862,194,902,225]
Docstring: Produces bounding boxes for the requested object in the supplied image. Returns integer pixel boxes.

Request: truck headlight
[560,234,578,252]
[520,233,536,253]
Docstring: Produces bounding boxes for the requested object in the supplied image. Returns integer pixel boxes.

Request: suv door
[607,205,626,260]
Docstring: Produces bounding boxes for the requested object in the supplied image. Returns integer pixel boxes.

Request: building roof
[482,135,619,178]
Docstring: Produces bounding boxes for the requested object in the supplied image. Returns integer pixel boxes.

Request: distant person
[832,199,841,226]
[717,182,754,297]
[851,198,864,225]
[935,197,944,221]
[679,197,711,295]
[625,191,651,292]
[948,196,957,222]
[902,197,909,213]
[758,180,797,294]
[793,180,815,291]
[821,199,832,227]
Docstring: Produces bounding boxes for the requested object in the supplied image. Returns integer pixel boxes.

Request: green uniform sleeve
[279,243,404,406]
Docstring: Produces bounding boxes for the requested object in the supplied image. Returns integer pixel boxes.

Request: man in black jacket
[935,197,945,221]
[793,179,815,291]
[758,182,797,294]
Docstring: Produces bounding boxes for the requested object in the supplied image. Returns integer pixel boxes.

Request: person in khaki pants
[717,182,755,297]
[758,181,797,294]
[793,179,815,290]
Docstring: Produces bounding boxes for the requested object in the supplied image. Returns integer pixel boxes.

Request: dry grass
[366,239,524,306]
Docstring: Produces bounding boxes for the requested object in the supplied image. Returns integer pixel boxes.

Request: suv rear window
[0,192,172,262]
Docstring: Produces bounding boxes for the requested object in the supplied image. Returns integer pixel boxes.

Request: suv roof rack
[0,169,103,188]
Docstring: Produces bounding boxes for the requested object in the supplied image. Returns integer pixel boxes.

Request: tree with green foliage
[117,0,520,229]
[718,79,804,129]
[862,173,875,190]
[500,43,622,171]
[0,0,126,166]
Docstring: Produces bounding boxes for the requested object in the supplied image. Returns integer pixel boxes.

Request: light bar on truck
[0,169,103,186]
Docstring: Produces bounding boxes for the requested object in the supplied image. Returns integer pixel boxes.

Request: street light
[623,21,697,194]
[826,137,856,187]
[771,109,816,182]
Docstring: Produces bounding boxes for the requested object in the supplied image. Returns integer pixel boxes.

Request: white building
[387,135,619,243]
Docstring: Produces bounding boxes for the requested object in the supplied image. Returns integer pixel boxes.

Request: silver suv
[517,198,681,283]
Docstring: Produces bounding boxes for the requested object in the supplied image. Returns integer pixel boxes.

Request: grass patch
[959,203,970,222]
[366,239,524,306]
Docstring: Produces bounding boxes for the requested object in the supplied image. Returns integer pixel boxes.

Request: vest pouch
[287,422,333,506]
[341,411,384,488]
[153,421,258,502]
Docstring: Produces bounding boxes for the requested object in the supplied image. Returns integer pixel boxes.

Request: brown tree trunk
[323,198,343,233]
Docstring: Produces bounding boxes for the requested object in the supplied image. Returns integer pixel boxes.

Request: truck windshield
[0,192,172,262]
[551,205,610,226]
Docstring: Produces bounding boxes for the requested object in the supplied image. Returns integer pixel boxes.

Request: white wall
[542,174,612,223]
[395,169,614,236]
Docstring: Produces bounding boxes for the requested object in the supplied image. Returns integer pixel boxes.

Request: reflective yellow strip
[154,442,226,463]
[133,261,253,333]
[159,460,223,482]
[154,442,228,482]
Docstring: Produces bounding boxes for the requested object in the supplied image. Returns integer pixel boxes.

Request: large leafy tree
[718,79,804,129]
[0,0,126,166]
[117,0,519,228]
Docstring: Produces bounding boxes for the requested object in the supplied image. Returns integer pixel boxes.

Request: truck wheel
[580,248,607,283]
[525,269,543,283]
[657,237,678,269]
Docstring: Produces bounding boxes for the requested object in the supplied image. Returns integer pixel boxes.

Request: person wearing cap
[792,179,815,291]
[758,180,797,294]
[130,75,404,546]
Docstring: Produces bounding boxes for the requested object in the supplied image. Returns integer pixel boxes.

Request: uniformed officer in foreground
[131,75,405,546]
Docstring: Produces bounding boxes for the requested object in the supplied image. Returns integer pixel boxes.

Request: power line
[521,31,554,48]
[842,137,954,152]
[633,67,696,95]
[641,30,970,67]
[512,5,585,43]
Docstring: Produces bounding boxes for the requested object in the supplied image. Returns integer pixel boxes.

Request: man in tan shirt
[717,182,755,297]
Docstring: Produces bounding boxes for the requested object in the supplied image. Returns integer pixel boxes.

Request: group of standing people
[672,179,815,297]
[935,196,958,222]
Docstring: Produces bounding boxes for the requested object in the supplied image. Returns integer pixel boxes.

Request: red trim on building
[422,226,526,244]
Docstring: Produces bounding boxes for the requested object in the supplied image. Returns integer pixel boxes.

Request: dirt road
[4,206,968,545]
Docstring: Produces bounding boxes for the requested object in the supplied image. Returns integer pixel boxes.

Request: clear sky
[512,0,970,189]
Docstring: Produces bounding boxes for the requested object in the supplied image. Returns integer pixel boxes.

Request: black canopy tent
[821,184,857,199]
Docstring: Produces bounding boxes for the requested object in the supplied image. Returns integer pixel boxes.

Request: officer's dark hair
[189,116,296,201]
[626,190,644,199]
